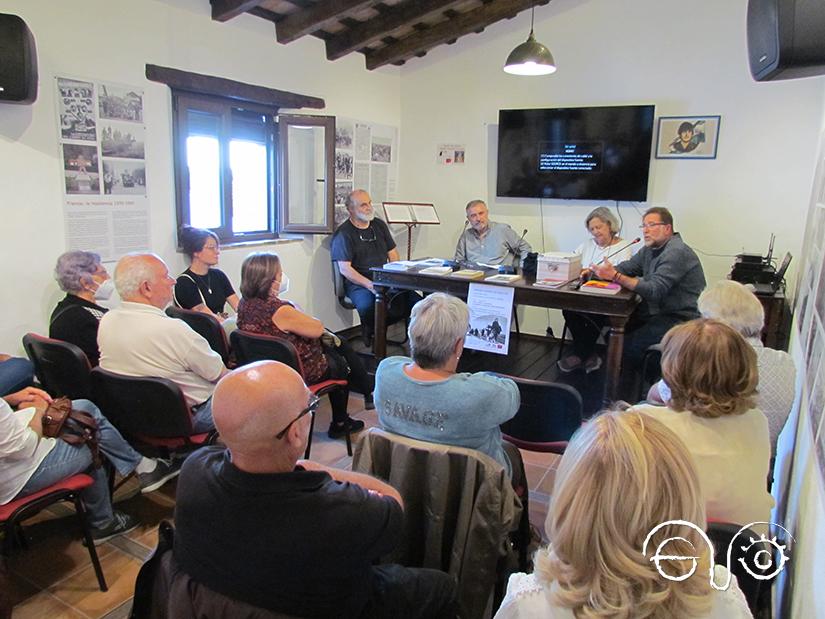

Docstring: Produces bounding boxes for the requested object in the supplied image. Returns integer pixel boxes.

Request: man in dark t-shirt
[331,189,421,341]
[174,361,457,619]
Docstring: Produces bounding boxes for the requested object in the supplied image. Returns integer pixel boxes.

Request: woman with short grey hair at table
[374,293,524,483]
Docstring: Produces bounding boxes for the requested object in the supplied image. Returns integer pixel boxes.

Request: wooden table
[371,264,640,402]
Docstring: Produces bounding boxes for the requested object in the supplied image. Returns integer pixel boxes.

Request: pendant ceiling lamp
[503,6,556,76]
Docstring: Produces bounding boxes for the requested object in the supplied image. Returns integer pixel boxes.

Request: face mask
[93,278,115,300]
[278,273,290,295]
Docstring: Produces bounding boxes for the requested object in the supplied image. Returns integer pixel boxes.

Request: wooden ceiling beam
[276,0,379,44]
[210,0,263,22]
[365,0,550,70]
[325,0,464,61]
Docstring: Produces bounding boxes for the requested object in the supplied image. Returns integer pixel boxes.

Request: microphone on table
[500,229,529,274]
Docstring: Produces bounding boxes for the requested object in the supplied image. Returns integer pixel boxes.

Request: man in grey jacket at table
[454,200,532,267]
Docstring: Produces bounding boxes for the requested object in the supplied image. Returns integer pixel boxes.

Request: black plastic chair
[707,520,777,616]
[639,343,663,400]
[165,306,231,365]
[496,375,583,454]
[230,330,352,457]
[22,332,92,399]
[90,367,214,456]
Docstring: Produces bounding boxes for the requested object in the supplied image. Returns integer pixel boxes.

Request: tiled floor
[5,394,559,618]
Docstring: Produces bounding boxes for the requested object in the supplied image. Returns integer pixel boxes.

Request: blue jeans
[17,399,143,528]
[345,283,421,335]
[191,399,215,433]
[0,357,34,396]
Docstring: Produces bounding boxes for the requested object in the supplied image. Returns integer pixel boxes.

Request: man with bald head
[331,189,421,343]
[173,361,457,618]
[98,253,227,432]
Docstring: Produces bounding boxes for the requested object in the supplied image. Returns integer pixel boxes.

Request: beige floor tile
[49,547,142,618]
[9,522,118,590]
[11,590,86,619]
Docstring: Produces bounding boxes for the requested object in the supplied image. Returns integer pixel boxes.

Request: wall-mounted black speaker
[0,14,38,104]
[747,0,825,81]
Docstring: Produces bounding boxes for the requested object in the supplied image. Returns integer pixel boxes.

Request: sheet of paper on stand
[537,252,582,282]
[464,283,515,356]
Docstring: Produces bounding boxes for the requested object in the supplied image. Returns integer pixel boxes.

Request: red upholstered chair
[0,474,107,591]
[496,375,583,455]
[90,368,215,457]
[230,330,351,457]
[22,333,93,400]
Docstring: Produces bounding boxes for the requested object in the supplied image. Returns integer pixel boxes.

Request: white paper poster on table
[464,283,514,355]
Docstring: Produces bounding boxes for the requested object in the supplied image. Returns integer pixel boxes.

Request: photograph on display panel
[58,78,96,142]
[102,159,146,195]
[62,144,100,194]
[98,82,143,123]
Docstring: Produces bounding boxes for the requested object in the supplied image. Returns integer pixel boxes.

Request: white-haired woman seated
[495,409,752,619]
[374,293,522,480]
[559,206,636,374]
[648,279,796,457]
[633,318,773,526]
[50,250,115,366]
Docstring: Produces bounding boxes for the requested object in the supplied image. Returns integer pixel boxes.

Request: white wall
[396,0,825,335]
[0,0,401,354]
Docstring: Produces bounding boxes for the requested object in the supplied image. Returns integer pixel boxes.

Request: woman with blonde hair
[632,318,773,525]
[495,410,752,618]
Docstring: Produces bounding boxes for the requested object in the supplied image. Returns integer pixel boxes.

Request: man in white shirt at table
[98,253,227,432]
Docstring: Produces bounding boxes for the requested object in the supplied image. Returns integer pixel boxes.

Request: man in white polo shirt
[98,253,227,432]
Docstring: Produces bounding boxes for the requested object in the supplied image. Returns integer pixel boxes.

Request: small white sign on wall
[437,144,465,165]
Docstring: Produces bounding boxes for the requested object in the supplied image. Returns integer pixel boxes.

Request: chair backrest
[22,333,92,400]
[353,427,520,619]
[497,375,583,452]
[165,306,230,364]
[90,367,194,438]
[230,330,302,374]
[330,259,355,310]
[706,521,775,615]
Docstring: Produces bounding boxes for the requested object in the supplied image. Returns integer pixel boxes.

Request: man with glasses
[174,361,458,618]
[567,207,705,387]
[331,189,421,344]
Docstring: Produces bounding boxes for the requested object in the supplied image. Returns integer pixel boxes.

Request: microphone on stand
[601,237,641,263]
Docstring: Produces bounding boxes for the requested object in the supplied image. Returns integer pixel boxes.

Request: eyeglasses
[275,394,320,439]
[639,222,667,230]
[202,244,219,251]
[358,227,377,242]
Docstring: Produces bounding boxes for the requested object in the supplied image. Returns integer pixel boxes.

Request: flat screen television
[496,104,655,201]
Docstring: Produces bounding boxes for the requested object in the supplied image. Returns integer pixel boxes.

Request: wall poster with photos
[56,76,150,260]
[333,117,399,228]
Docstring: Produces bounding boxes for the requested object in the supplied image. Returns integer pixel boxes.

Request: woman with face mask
[50,251,115,366]
[237,252,374,440]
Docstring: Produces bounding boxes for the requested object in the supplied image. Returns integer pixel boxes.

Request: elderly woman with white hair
[374,293,522,479]
[558,207,637,373]
[50,250,115,366]
[648,279,796,456]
